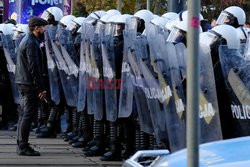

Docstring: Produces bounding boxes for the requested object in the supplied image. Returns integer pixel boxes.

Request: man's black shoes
[17,145,40,156]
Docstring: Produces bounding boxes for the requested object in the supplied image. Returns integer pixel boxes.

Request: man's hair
[28,16,48,30]
[29,26,43,32]
[29,26,36,32]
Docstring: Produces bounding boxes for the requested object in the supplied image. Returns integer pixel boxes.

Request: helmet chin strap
[93,12,101,19]
[240,27,248,40]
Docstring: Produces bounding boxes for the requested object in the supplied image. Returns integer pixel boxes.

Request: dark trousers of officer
[17,85,38,148]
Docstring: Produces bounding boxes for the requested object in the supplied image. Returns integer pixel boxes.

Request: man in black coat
[15,17,48,156]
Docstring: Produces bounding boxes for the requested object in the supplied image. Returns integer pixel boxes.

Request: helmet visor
[167,27,185,43]
[41,10,50,21]
[86,17,98,25]
[216,11,234,25]
[114,24,124,36]
[95,21,104,34]
[66,21,78,31]
[105,23,114,36]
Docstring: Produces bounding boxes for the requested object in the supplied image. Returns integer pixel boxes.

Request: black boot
[34,105,44,134]
[83,119,105,156]
[69,111,81,145]
[121,118,136,160]
[100,122,121,161]
[72,111,92,148]
[63,131,78,142]
[100,141,122,161]
[139,131,149,150]
[69,135,81,145]
[81,115,94,151]
[63,108,78,141]
[149,134,157,150]
[36,106,59,138]
[60,107,72,138]
[65,107,73,133]
[72,114,83,147]
[83,137,105,156]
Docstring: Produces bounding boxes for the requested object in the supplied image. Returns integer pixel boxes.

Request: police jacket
[15,32,45,92]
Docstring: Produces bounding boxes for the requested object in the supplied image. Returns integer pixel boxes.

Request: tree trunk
[117,0,123,12]
[135,0,142,12]
[153,0,161,14]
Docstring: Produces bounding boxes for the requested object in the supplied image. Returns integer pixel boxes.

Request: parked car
[123,137,250,167]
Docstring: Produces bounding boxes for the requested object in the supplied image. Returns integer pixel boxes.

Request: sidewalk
[0,131,122,167]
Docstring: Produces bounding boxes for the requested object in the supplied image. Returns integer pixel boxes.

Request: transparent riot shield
[146,23,160,66]
[47,25,76,107]
[127,47,147,122]
[0,33,20,104]
[85,24,95,115]
[101,23,118,122]
[146,23,170,91]
[147,24,183,150]
[219,44,250,137]
[146,23,169,66]
[14,33,26,53]
[57,26,79,65]
[168,44,186,121]
[157,42,186,152]
[175,43,187,80]
[44,29,60,105]
[89,21,104,120]
[166,42,187,146]
[50,42,75,107]
[117,18,137,118]
[129,38,154,135]
[124,18,153,134]
[244,32,250,60]
[145,21,188,151]
[176,41,223,145]
[77,23,89,112]
[239,44,246,55]
[57,26,79,108]
[135,35,168,138]
[199,44,223,143]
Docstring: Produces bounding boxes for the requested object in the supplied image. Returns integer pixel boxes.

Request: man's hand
[38,90,47,100]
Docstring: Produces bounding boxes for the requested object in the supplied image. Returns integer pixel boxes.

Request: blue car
[123,137,250,167]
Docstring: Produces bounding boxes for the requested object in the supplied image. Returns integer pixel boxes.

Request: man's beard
[37,32,45,41]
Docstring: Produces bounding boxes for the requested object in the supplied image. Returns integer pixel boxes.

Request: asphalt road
[0,131,122,167]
